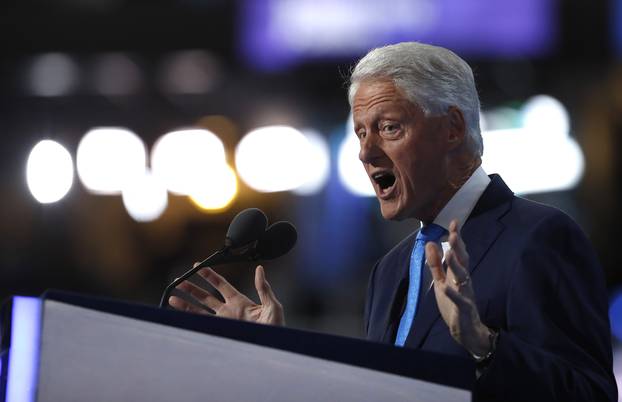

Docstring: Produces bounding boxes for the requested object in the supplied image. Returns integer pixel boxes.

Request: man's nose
[359,133,383,164]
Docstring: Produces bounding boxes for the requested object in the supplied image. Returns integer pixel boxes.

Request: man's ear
[446,106,467,149]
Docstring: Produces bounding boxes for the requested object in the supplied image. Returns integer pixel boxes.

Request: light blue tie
[395,223,447,347]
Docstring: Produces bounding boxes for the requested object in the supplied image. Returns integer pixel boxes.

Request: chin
[379,202,407,221]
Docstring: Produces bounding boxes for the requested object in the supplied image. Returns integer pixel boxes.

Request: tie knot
[416,223,447,243]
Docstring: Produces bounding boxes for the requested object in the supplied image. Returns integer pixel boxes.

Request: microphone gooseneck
[158,248,226,308]
[158,209,297,309]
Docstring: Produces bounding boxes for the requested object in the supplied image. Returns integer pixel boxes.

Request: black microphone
[253,221,297,260]
[224,208,269,249]
[158,208,268,308]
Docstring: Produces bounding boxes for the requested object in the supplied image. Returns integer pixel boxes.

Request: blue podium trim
[6,297,42,402]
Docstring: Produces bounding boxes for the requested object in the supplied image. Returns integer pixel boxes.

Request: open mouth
[371,171,396,194]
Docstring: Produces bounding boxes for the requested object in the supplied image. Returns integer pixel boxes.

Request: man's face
[352,79,450,221]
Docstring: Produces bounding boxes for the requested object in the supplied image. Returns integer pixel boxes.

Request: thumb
[255,265,277,306]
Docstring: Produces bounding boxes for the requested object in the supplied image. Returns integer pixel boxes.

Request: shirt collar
[432,166,491,235]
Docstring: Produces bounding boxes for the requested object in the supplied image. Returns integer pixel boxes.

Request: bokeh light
[610,290,622,343]
[77,128,147,195]
[235,125,317,193]
[158,50,221,94]
[121,170,168,222]
[481,95,584,195]
[338,117,375,197]
[29,53,78,97]
[26,140,74,204]
[521,95,570,139]
[92,53,142,96]
[151,129,227,195]
[481,106,521,130]
[292,129,330,196]
[189,164,238,212]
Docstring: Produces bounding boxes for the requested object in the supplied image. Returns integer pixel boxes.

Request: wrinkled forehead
[351,80,419,119]
[353,80,407,105]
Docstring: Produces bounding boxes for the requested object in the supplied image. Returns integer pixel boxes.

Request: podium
[1,291,474,402]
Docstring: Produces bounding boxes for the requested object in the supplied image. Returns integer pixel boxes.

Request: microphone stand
[158,242,259,308]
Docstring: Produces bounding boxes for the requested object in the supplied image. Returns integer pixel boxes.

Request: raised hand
[425,219,492,356]
[168,265,285,326]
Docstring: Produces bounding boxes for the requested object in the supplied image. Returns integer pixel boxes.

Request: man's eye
[381,123,399,133]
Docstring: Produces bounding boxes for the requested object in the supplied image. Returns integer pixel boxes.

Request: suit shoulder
[506,196,584,235]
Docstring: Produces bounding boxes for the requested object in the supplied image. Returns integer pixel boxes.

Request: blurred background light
[235,125,316,193]
[338,118,375,197]
[29,53,79,97]
[481,106,522,131]
[479,112,488,131]
[189,164,238,211]
[77,128,147,195]
[92,53,142,96]
[481,95,584,195]
[151,129,227,195]
[241,0,555,70]
[521,95,570,139]
[610,290,622,343]
[121,170,168,222]
[614,0,622,56]
[482,128,584,194]
[292,129,330,196]
[26,140,74,204]
[158,50,222,94]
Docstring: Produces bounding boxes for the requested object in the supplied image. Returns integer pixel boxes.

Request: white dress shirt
[427,166,491,257]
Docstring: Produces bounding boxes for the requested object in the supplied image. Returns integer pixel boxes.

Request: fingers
[168,295,214,315]
[442,285,471,309]
[448,220,468,266]
[196,267,239,299]
[425,242,445,283]
[447,250,469,281]
[255,265,278,306]
[175,280,223,311]
[445,220,471,287]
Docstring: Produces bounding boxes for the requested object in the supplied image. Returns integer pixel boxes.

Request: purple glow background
[239,0,557,70]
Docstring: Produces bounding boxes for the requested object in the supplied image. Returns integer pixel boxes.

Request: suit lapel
[405,175,513,348]
[367,233,416,343]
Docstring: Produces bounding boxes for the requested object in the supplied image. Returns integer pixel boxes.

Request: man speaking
[169,42,618,401]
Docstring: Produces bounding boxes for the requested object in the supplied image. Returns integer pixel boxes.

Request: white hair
[348,42,483,156]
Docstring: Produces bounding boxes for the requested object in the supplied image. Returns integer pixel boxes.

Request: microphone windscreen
[257,221,297,260]
[225,208,268,248]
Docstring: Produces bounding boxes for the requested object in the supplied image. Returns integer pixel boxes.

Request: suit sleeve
[475,214,618,402]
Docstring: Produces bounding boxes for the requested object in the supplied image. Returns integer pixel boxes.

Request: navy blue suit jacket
[364,175,617,401]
